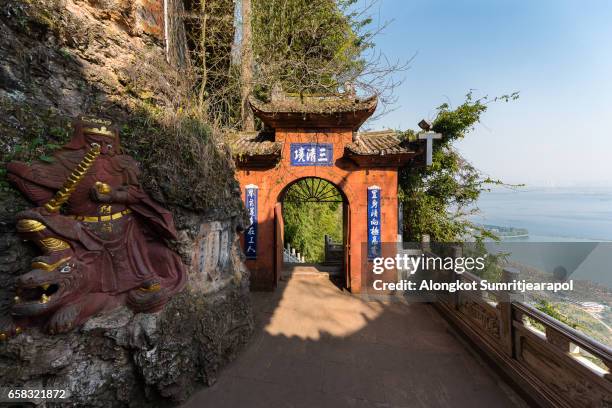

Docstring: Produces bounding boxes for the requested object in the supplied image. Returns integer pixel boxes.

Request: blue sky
[367,0,612,187]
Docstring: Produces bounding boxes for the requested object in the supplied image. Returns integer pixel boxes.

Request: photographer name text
[372,279,574,293]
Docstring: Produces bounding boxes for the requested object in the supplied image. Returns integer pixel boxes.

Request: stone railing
[283,243,304,263]
[428,253,612,408]
[323,235,343,265]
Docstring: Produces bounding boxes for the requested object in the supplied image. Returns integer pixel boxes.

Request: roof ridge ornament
[271,83,285,103]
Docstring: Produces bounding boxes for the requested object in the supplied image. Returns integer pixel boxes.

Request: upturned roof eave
[248,95,378,131]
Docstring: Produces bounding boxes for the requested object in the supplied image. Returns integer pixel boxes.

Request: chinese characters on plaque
[245,185,258,259]
[290,143,333,166]
[367,186,381,259]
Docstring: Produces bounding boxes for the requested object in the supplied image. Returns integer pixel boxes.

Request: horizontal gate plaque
[290,143,333,166]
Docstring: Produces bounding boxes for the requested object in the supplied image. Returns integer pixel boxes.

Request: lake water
[471,187,612,288]
[471,187,612,241]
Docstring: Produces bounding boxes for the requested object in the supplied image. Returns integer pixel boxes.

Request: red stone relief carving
[1,117,186,338]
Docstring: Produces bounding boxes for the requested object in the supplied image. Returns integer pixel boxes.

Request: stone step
[281,263,342,280]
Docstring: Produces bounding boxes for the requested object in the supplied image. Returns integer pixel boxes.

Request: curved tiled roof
[229,131,281,157]
[346,130,415,156]
[248,94,377,130]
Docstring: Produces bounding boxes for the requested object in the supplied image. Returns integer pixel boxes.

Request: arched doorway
[276,177,350,288]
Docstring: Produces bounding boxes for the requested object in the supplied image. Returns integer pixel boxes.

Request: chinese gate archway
[233,93,426,293]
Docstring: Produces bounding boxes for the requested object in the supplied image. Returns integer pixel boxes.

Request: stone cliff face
[0,1,253,406]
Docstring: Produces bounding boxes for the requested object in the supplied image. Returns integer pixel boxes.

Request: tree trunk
[240,0,255,131]
[198,0,208,111]
[165,0,189,68]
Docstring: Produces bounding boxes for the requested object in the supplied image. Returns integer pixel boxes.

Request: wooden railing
[428,251,612,408]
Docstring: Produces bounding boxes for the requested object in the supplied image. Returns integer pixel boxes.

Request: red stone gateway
[232,93,426,292]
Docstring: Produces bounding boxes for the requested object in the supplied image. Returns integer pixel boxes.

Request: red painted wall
[236,128,399,293]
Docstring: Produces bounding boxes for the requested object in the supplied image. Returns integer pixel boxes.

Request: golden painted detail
[83,126,114,137]
[40,294,50,304]
[15,327,21,334]
[44,145,102,213]
[70,209,131,223]
[81,117,111,126]
[0,333,6,341]
[39,237,71,251]
[31,257,71,272]
[139,283,161,292]
[17,219,46,233]
[95,182,112,195]
[99,204,112,215]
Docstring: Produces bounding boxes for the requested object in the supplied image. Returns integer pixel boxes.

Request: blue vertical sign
[290,143,333,166]
[367,186,381,259]
[245,184,258,259]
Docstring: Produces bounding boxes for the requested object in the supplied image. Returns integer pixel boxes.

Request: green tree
[252,0,371,95]
[179,0,404,129]
[181,0,242,128]
[283,201,343,262]
[249,0,405,107]
[400,92,520,242]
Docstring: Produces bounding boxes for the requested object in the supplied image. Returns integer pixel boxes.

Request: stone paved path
[183,270,527,408]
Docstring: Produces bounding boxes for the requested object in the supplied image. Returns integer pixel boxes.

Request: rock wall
[0,219,253,407]
[0,0,253,406]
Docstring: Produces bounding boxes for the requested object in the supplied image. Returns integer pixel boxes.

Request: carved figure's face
[12,258,85,317]
[84,133,117,155]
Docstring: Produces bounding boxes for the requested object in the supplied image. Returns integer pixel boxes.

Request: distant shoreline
[480,224,529,239]
[471,187,612,242]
